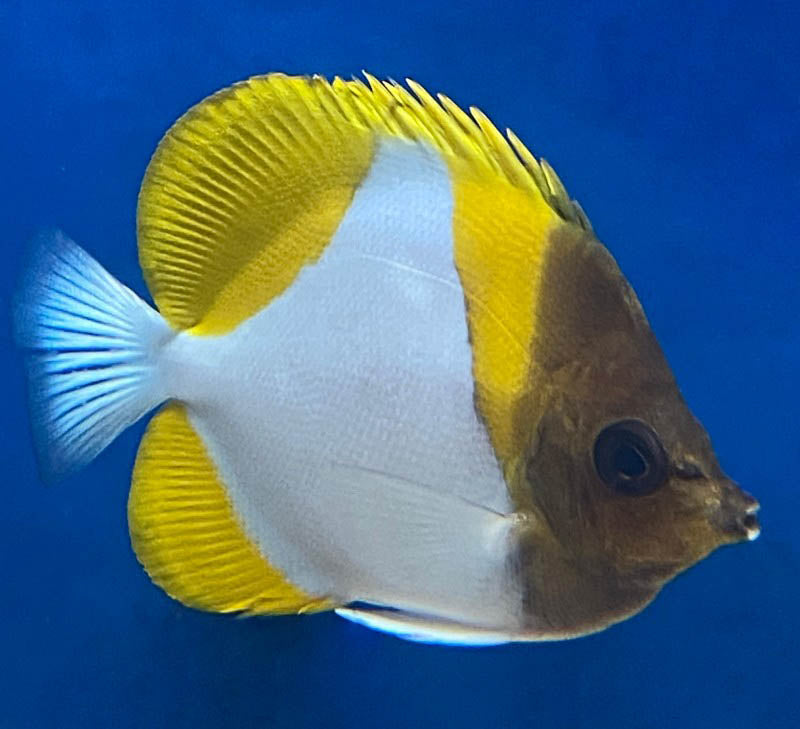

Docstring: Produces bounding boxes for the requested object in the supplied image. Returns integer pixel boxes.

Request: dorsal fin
[128,402,332,615]
[137,73,590,334]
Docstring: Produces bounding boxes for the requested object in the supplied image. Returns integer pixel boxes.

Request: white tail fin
[13,231,173,483]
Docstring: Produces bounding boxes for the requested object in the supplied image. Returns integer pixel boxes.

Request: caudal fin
[13,231,173,483]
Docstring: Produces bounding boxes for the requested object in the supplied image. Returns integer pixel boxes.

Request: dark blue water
[3,1,798,727]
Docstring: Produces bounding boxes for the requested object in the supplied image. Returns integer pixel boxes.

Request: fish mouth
[714,482,760,542]
[740,499,761,541]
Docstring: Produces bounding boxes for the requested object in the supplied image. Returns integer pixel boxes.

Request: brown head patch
[508,223,758,637]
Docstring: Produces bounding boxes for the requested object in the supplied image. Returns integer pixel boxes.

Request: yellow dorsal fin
[137,72,590,334]
[128,403,331,615]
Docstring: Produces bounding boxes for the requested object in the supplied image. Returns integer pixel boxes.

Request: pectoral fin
[335,606,513,646]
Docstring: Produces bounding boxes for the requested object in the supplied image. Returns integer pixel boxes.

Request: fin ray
[13,231,171,483]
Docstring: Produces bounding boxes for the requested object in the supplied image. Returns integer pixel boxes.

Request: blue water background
[2,1,798,727]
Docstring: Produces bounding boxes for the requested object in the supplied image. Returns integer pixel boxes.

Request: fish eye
[593,420,668,495]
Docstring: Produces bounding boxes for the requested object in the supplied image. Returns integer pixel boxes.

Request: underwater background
[2,1,798,727]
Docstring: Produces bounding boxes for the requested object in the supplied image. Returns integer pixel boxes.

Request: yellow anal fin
[129,403,331,615]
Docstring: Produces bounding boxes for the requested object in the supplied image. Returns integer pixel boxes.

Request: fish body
[14,74,759,644]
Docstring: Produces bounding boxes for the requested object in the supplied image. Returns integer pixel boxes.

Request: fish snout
[713,480,760,542]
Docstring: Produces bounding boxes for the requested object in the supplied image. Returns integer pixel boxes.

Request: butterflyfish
[13,73,760,645]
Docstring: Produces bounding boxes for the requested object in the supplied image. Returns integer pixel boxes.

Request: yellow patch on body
[452,172,562,466]
[128,403,331,614]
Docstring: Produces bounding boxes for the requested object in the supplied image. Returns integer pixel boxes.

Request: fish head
[524,399,760,585]
[514,225,758,632]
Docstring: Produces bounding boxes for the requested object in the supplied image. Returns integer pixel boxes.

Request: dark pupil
[613,444,647,479]
[593,419,667,495]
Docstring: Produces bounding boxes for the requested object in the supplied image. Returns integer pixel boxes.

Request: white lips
[745,501,761,541]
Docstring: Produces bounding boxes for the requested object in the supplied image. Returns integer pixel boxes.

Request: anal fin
[129,402,331,615]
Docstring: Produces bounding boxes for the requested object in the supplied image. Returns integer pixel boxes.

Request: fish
[13,73,760,645]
